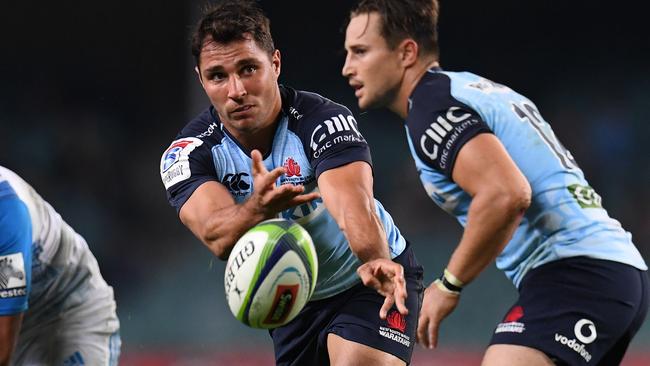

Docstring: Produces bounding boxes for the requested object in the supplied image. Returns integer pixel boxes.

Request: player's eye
[352,47,366,56]
[241,65,257,75]
[209,72,227,81]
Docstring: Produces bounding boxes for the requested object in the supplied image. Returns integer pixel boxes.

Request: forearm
[318,162,390,263]
[190,199,268,260]
[446,190,528,285]
[339,199,390,263]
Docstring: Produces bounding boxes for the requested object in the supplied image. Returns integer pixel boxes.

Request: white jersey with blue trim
[404,68,646,286]
[0,166,118,318]
[161,85,407,300]
[0,166,120,365]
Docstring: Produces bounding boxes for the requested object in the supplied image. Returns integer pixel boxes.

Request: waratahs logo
[162,140,195,172]
[283,157,301,177]
[379,309,411,346]
[504,305,524,323]
[386,310,407,333]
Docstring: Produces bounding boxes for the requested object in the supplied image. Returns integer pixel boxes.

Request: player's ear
[271,49,281,77]
[399,39,418,68]
[195,66,205,87]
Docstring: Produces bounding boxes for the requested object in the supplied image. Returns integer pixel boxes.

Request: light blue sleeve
[0,184,32,315]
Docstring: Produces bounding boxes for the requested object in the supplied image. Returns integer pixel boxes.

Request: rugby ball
[224,218,318,329]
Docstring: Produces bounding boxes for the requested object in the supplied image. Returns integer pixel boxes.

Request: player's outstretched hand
[248,150,320,217]
[416,282,460,349]
[357,258,408,319]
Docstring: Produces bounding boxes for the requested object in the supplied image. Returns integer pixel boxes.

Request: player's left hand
[357,259,408,319]
[416,282,460,349]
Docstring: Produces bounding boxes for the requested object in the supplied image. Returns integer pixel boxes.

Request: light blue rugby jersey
[161,85,406,300]
[405,67,646,287]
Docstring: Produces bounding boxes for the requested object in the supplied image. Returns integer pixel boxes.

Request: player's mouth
[230,104,254,117]
[349,82,364,98]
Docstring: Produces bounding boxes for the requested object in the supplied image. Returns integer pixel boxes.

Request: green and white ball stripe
[225,218,318,329]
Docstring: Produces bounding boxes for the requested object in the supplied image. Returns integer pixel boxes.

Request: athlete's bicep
[452,133,529,197]
[179,181,235,240]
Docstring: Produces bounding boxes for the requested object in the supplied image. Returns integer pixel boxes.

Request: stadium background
[1,0,648,364]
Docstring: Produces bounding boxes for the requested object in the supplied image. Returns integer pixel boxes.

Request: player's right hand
[416,282,460,349]
[248,150,320,217]
[357,258,408,319]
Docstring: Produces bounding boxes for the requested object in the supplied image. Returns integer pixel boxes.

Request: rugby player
[0,166,120,365]
[342,1,648,364]
[159,1,424,365]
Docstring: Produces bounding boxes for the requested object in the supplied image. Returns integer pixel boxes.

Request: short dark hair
[350,0,439,58]
[191,0,275,66]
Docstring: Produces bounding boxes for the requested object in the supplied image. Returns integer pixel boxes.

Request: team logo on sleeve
[0,253,27,298]
[160,137,204,189]
[310,114,365,159]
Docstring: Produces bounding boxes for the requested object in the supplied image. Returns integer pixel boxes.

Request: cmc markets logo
[419,106,472,161]
[222,172,250,195]
[310,114,364,158]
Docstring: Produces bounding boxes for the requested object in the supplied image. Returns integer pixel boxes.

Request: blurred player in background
[0,166,120,365]
[159,1,423,365]
[342,0,648,365]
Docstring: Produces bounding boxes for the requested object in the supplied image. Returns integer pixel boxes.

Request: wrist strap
[433,279,460,295]
[436,268,464,294]
[444,268,464,288]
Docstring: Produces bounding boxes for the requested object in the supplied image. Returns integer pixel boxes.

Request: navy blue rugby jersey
[404,67,646,286]
[161,85,407,300]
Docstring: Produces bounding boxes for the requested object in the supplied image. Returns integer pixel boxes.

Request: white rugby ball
[224,218,318,329]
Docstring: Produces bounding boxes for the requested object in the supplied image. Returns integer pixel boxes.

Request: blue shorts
[490,256,649,365]
[269,244,424,365]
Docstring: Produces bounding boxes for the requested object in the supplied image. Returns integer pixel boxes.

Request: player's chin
[356,95,371,110]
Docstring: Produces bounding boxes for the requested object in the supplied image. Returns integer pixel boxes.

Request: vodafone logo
[553,318,597,362]
[574,319,597,344]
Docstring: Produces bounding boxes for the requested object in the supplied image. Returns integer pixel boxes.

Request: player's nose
[342,53,354,79]
[227,75,247,99]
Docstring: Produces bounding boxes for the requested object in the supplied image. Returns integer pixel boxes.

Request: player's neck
[389,59,439,119]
